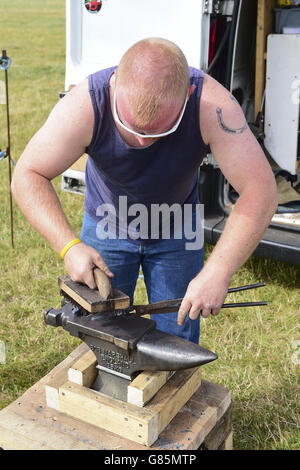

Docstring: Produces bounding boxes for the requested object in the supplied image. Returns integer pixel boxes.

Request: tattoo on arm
[216,107,248,135]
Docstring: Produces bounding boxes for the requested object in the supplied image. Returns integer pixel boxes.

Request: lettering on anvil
[89,344,136,372]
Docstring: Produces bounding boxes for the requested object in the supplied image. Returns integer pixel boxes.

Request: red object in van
[86,1,102,12]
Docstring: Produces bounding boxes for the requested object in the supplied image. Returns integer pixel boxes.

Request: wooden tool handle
[93,268,112,300]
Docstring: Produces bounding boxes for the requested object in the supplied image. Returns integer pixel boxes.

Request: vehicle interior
[201,0,300,263]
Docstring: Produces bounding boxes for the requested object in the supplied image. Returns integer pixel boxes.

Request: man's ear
[188,85,196,99]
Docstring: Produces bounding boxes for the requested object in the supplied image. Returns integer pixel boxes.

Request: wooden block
[58,274,130,313]
[203,404,232,450]
[67,349,97,387]
[59,381,158,446]
[127,370,175,407]
[57,366,201,447]
[44,343,89,410]
[45,370,67,411]
[222,430,233,450]
[146,367,202,436]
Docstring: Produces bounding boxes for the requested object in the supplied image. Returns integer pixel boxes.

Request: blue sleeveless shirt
[85,66,208,243]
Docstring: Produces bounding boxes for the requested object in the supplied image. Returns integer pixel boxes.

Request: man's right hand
[63,242,114,290]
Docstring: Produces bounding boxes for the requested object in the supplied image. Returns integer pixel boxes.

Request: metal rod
[227,282,266,293]
[134,300,268,316]
[221,301,267,308]
[133,283,267,314]
[2,50,14,249]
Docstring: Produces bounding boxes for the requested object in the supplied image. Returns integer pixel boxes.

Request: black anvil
[44,275,217,400]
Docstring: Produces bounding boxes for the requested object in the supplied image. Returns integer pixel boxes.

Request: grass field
[0,0,299,450]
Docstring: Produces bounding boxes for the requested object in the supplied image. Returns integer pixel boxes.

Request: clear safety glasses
[113,91,188,139]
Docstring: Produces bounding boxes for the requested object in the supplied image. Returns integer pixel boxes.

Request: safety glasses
[113,91,188,139]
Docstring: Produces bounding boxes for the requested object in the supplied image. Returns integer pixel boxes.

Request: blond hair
[115,38,190,128]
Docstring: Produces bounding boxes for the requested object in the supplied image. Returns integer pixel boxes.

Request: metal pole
[2,50,14,249]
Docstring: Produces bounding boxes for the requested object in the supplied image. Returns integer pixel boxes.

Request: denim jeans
[80,212,204,344]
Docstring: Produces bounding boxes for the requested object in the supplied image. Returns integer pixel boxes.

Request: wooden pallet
[0,344,232,450]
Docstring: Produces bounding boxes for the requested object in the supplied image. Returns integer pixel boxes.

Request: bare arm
[11,80,113,287]
[178,74,277,324]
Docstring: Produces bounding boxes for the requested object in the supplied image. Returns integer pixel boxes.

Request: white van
[61,0,300,265]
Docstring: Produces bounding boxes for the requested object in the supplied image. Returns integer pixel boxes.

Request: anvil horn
[136,329,218,370]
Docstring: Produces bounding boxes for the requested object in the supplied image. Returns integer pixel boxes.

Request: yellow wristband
[60,238,82,260]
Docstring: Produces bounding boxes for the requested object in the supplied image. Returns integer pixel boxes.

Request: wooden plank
[0,409,99,450]
[146,367,201,435]
[167,401,218,450]
[59,381,158,446]
[255,0,277,117]
[0,422,54,450]
[59,275,130,313]
[68,349,97,387]
[221,431,233,450]
[127,370,175,407]
[199,379,232,421]
[153,381,231,450]
[44,343,89,410]
[204,405,232,450]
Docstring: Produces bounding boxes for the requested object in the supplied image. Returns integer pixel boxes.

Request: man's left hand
[177,270,230,324]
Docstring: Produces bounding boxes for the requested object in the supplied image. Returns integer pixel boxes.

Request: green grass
[0,0,299,450]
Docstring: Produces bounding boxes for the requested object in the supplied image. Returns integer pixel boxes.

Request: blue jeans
[80,212,204,344]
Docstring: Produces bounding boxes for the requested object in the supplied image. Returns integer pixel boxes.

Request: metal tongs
[131,282,267,316]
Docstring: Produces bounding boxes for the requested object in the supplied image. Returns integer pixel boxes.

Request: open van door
[62,0,211,193]
[200,0,300,266]
[65,0,211,90]
[264,34,300,176]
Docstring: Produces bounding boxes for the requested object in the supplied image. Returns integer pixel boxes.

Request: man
[11,38,277,344]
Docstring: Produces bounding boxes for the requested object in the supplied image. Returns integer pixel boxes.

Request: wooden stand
[0,344,232,450]
[45,349,203,446]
